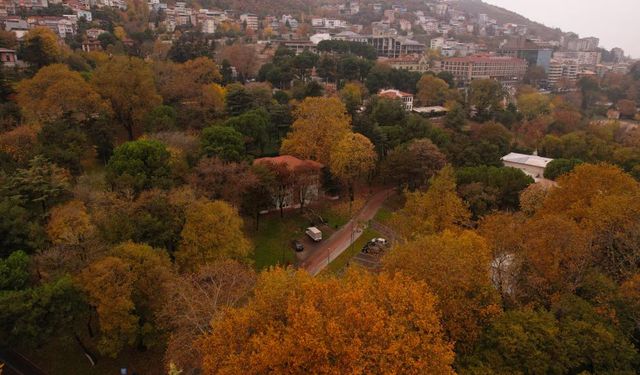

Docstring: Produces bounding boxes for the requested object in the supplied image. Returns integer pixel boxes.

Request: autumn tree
[0,125,39,165]
[517,91,551,120]
[176,199,252,271]
[79,242,172,357]
[416,74,450,106]
[541,164,640,280]
[339,82,363,115]
[259,161,294,218]
[198,268,455,374]
[390,166,470,241]
[92,56,162,140]
[46,200,95,247]
[16,64,110,124]
[382,139,447,190]
[329,133,377,203]
[79,256,138,357]
[218,43,257,81]
[159,260,256,371]
[106,139,173,192]
[188,157,257,207]
[469,79,504,121]
[281,97,351,165]
[19,27,61,69]
[384,230,501,353]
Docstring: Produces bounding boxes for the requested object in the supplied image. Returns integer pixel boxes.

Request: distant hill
[453,0,565,40]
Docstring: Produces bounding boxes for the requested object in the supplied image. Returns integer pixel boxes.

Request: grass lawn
[323,228,381,275]
[247,212,309,270]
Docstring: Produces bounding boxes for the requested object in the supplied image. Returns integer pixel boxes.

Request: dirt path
[300,188,395,276]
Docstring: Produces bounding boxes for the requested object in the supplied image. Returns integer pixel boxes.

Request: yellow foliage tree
[390,165,470,241]
[198,268,455,374]
[78,256,138,357]
[280,97,351,165]
[92,56,161,140]
[46,200,95,246]
[21,27,62,68]
[383,230,502,353]
[416,75,450,106]
[16,64,110,124]
[176,199,252,271]
[329,132,377,202]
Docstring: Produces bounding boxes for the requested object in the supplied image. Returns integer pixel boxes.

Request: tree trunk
[125,123,134,141]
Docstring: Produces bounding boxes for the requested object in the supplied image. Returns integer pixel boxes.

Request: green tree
[469,79,504,121]
[0,250,30,290]
[200,125,245,162]
[224,109,270,155]
[106,139,173,192]
[543,158,584,180]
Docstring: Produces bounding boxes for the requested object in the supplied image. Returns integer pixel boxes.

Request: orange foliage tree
[198,268,455,374]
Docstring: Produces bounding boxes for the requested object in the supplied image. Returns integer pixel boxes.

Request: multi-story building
[379,54,429,73]
[311,18,347,29]
[333,30,369,43]
[379,89,414,111]
[611,47,625,63]
[201,18,215,34]
[240,13,258,31]
[547,58,579,89]
[27,16,77,38]
[437,55,528,84]
[367,35,425,58]
[553,51,601,68]
[498,38,553,71]
[567,36,599,52]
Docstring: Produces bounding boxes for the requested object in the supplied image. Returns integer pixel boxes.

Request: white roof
[501,153,553,168]
[413,106,448,113]
[306,226,322,234]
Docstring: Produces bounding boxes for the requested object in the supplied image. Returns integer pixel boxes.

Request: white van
[305,227,322,242]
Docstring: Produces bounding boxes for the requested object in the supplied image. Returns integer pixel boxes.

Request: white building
[501,153,553,182]
[240,13,258,30]
[379,89,414,111]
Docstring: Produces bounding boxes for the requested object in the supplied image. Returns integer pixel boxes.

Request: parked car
[292,240,304,252]
[305,226,322,242]
[369,238,388,246]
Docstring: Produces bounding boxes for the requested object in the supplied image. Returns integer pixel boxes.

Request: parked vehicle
[370,238,388,246]
[292,240,304,252]
[305,227,322,242]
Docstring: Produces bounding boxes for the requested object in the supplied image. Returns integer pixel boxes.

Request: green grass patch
[248,213,307,270]
[324,228,381,275]
[373,206,392,223]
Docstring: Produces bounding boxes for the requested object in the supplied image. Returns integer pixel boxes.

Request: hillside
[454,0,565,40]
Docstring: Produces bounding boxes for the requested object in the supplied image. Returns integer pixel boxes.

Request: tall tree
[16,64,110,124]
[329,133,377,203]
[198,268,455,374]
[384,230,501,353]
[176,199,252,271]
[416,75,450,106]
[92,56,162,140]
[19,27,61,69]
[280,97,351,165]
[469,79,504,121]
[106,139,173,193]
[390,166,470,241]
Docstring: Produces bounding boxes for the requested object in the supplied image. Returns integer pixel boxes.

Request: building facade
[438,55,528,84]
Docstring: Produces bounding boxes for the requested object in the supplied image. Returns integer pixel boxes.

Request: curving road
[300,188,394,276]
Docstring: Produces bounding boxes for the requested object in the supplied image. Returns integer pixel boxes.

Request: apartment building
[547,58,579,88]
[553,51,601,68]
[240,13,258,31]
[438,55,527,84]
[368,35,425,58]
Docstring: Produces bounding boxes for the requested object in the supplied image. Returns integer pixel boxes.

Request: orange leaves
[198,268,455,374]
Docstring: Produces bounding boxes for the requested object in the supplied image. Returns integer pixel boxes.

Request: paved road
[301,188,394,275]
[0,349,47,375]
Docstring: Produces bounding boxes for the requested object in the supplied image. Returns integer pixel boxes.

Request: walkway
[300,188,394,276]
